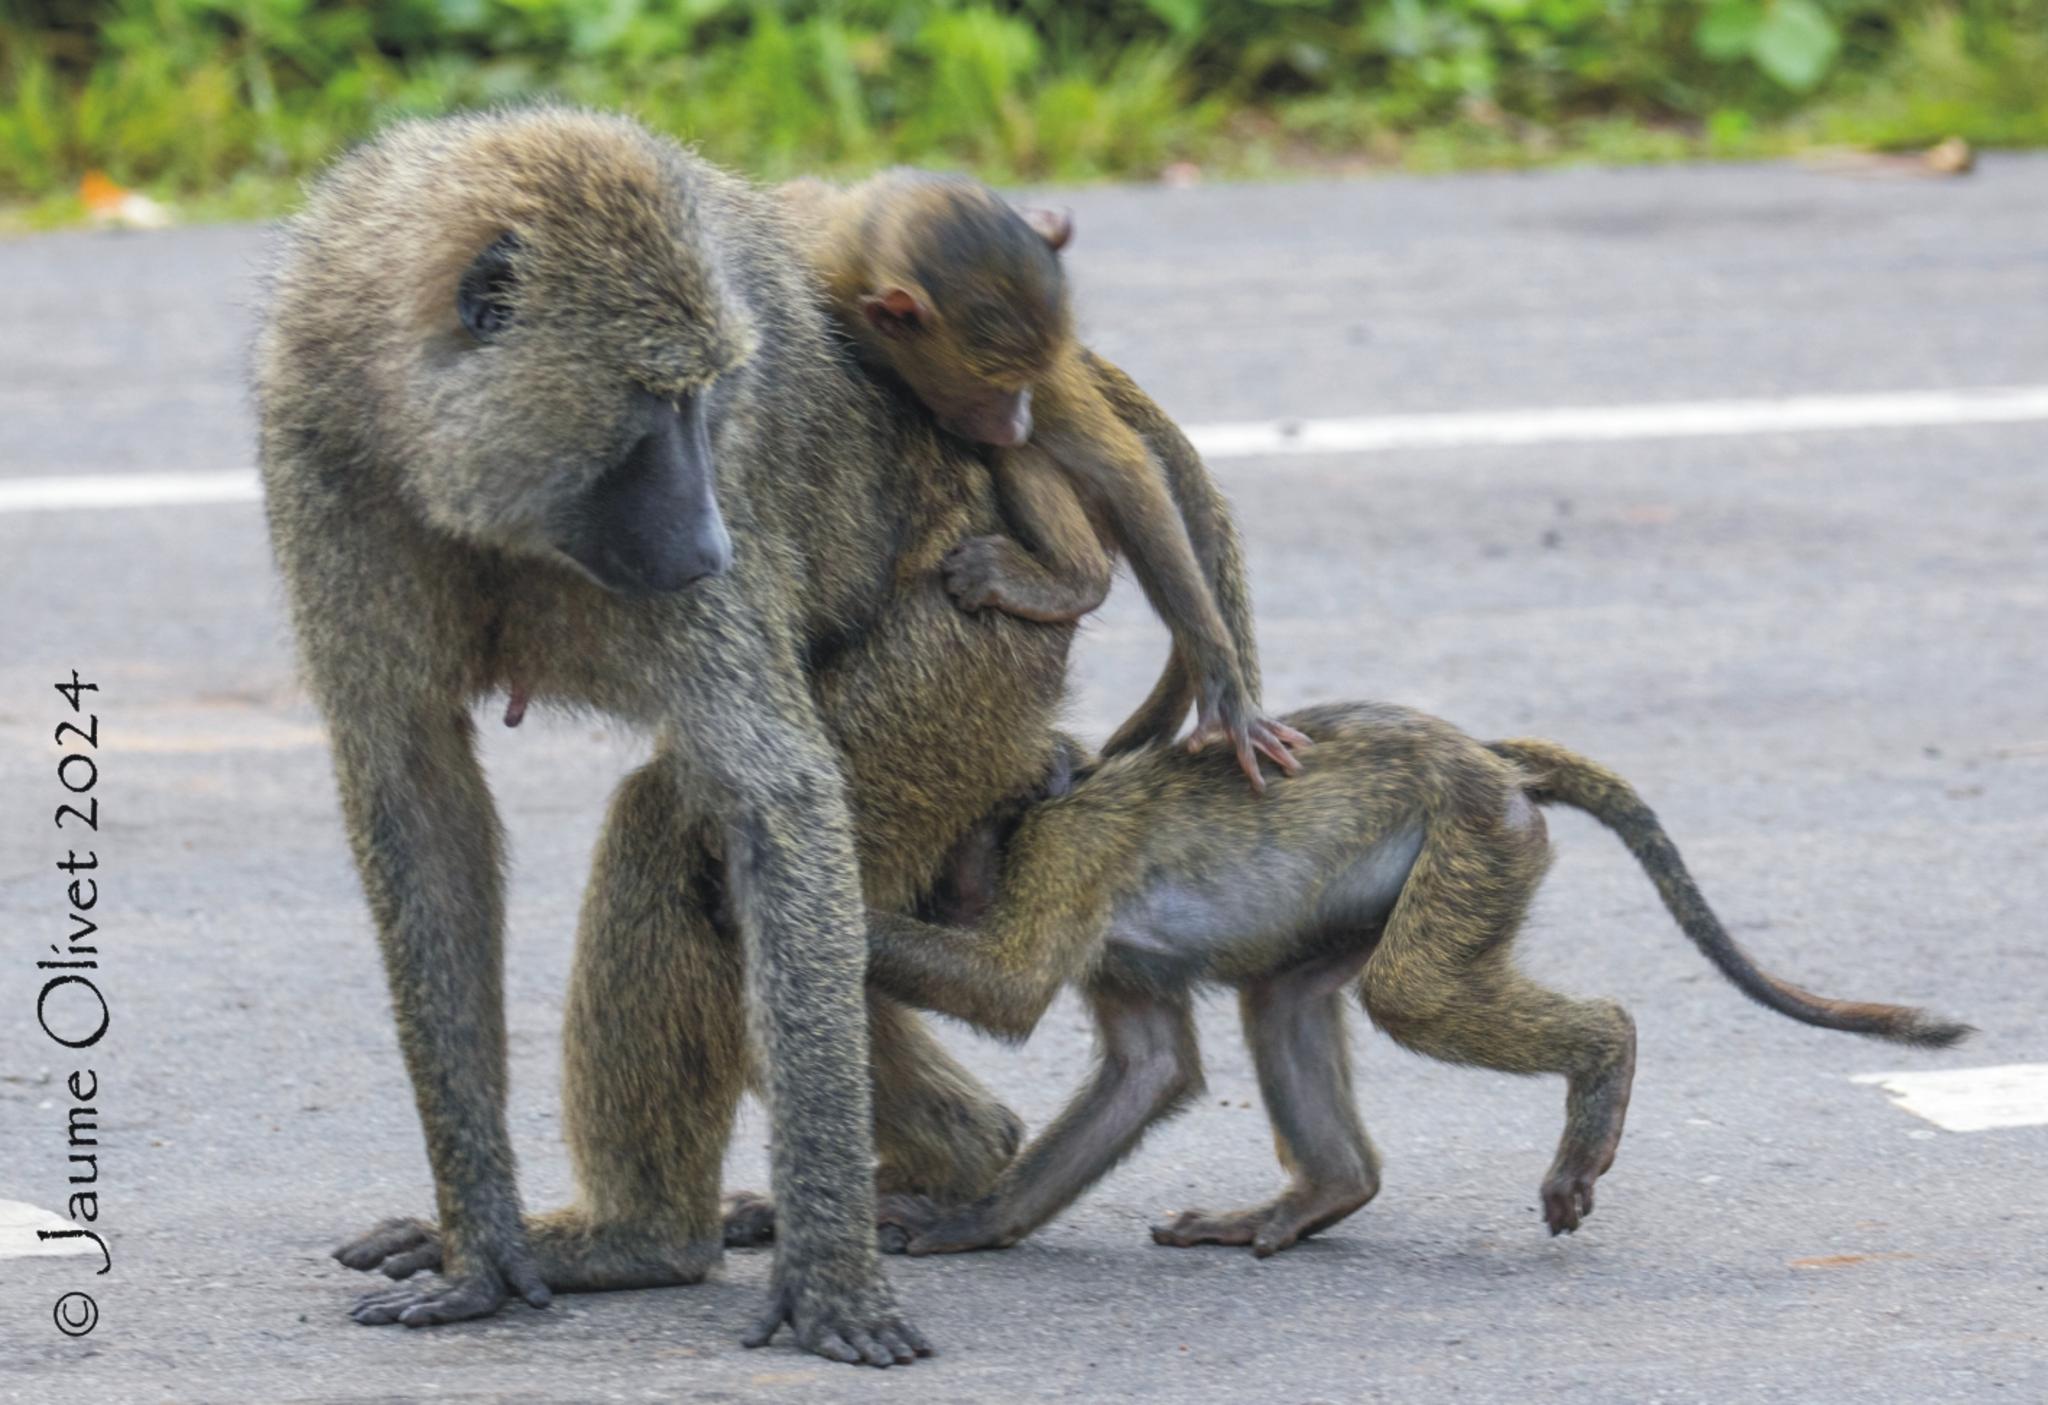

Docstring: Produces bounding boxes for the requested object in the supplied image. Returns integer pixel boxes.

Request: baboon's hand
[340,1217,549,1327]
[940,536,1011,613]
[1189,693,1312,792]
[742,1263,933,1367]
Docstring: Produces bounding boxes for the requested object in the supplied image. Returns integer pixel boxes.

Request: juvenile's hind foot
[1151,1183,1374,1258]
[1541,1007,1636,1235]
[1540,1171,1601,1235]
[875,1192,1010,1255]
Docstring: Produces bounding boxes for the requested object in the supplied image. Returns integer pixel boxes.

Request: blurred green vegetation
[3,0,2045,224]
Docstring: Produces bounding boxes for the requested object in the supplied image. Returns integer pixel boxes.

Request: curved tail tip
[1898,1015,1975,1049]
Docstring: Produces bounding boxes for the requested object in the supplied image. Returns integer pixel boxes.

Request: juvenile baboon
[858,703,1971,1257]
[784,170,1306,785]
[255,108,1172,1363]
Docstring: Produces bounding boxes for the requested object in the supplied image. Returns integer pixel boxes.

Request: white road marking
[1852,1063,2048,1133]
[5,384,2048,514]
[0,1199,99,1259]
[0,471,261,513]
[1184,384,2048,458]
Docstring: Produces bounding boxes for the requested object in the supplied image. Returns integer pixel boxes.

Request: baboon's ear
[861,286,928,336]
[1020,206,1073,252]
[458,232,521,341]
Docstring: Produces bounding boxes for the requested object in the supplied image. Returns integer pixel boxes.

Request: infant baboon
[785,169,1306,787]
[863,703,1971,1257]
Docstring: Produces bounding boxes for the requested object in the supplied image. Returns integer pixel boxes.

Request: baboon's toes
[350,1271,513,1327]
[721,1191,777,1248]
[1540,1176,1597,1235]
[1251,1226,1302,1258]
[1150,1208,1259,1249]
[335,1217,441,1275]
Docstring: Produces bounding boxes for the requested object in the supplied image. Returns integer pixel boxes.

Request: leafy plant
[2,1,2045,212]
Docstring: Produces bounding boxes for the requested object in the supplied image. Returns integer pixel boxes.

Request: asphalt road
[3,156,2046,1404]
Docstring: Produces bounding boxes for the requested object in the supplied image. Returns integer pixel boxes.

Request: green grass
[3,1,2044,232]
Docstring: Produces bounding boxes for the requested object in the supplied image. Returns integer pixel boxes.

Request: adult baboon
[258,107,1246,1363]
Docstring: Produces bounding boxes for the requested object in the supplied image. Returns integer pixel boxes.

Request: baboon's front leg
[668,595,933,1367]
[1083,349,1265,761]
[328,707,552,1327]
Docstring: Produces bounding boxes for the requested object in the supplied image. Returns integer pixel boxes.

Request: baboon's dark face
[550,385,732,594]
[380,133,756,594]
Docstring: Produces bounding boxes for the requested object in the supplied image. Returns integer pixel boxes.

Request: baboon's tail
[1486,738,1972,1049]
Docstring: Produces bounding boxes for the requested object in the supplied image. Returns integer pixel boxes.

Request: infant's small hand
[942,536,1011,613]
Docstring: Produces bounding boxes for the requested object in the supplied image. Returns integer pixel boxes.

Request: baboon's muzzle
[565,389,732,594]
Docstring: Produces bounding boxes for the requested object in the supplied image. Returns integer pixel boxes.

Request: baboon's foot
[872,1098,1027,1206]
[723,1191,778,1248]
[1542,1014,1637,1235]
[520,1207,723,1291]
[339,1218,550,1327]
[723,1187,1006,1252]
[1150,1181,1374,1258]
[875,1192,1009,1256]
[337,1217,445,1280]
[336,1208,719,1313]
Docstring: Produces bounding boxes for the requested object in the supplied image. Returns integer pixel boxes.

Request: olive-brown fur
[863,702,1970,1256]
[256,108,1145,1363]
[785,170,1303,784]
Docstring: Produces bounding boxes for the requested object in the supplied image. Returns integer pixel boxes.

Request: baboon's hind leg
[881,987,1204,1254]
[1360,805,1636,1235]
[721,994,1027,1248]
[340,761,742,1294]
[1153,952,1381,1256]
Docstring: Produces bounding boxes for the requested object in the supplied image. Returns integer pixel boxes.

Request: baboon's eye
[458,233,520,341]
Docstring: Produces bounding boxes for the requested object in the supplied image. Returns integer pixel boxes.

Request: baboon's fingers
[844,1327,899,1368]
[350,1285,422,1325]
[1249,719,1307,775]
[1272,721,1314,750]
[350,1271,512,1328]
[1191,724,1269,792]
[397,1275,506,1327]
[1234,734,1269,793]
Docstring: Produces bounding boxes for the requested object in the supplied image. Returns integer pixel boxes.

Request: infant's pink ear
[861,286,928,335]
[1021,206,1073,252]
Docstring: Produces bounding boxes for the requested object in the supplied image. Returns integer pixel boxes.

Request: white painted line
[1852,1063,2048,1133]
[0,1199,100,1259]
[1184,385,2048,458]
[7,385,2048,514]
[0,470,259,513]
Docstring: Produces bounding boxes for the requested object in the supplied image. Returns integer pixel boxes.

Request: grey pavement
[2,157,2045,1403]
